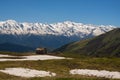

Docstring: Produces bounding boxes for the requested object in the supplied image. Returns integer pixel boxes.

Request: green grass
[0,52,119,80]
[0,56,24,59]
[0,51,35,56]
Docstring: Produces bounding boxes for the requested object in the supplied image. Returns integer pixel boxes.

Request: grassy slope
[0,52,119,80]
[55,28,120,57]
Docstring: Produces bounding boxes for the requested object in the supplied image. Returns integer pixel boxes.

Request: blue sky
[0,0,120,27]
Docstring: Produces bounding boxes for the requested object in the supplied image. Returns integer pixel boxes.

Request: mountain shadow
[0,42,34,52]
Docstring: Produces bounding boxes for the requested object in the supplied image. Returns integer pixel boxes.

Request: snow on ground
[24,55,66,60]
[0,68,56,78]
[0,54,14,57]
[70,69,120,79]
[0,54,67,61]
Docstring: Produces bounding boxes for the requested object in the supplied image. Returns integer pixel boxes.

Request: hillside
[0,43,34,52]
[55,28,120,57]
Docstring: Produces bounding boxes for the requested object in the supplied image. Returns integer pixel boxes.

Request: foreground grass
[0,51,35,56]
[0,52,119,80]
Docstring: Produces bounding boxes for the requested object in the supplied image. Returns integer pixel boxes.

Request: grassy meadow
[0,52,119,80]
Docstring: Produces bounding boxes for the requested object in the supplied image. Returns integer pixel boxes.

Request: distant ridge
[0,20,115,36]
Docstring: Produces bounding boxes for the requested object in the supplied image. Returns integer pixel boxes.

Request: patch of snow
[0,54,67,61]
[0,54,14,57]
[70,69,120,79]
[0,68,56,78]
[24,55,66,60]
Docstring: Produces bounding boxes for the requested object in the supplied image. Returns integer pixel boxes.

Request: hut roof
[36,48,45,50]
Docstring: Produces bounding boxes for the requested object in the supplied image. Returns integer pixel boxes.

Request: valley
[0,0,120,79]
[0,20,120,80]
[0,27,120,80]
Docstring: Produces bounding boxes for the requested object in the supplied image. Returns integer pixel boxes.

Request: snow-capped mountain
[0,20,115,36]
[0,20,116,50]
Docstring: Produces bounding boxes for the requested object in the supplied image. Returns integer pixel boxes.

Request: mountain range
[55,28,120,57]
[0,20,116,51]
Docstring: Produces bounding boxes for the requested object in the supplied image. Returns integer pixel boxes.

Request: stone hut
[36,48,47,54]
